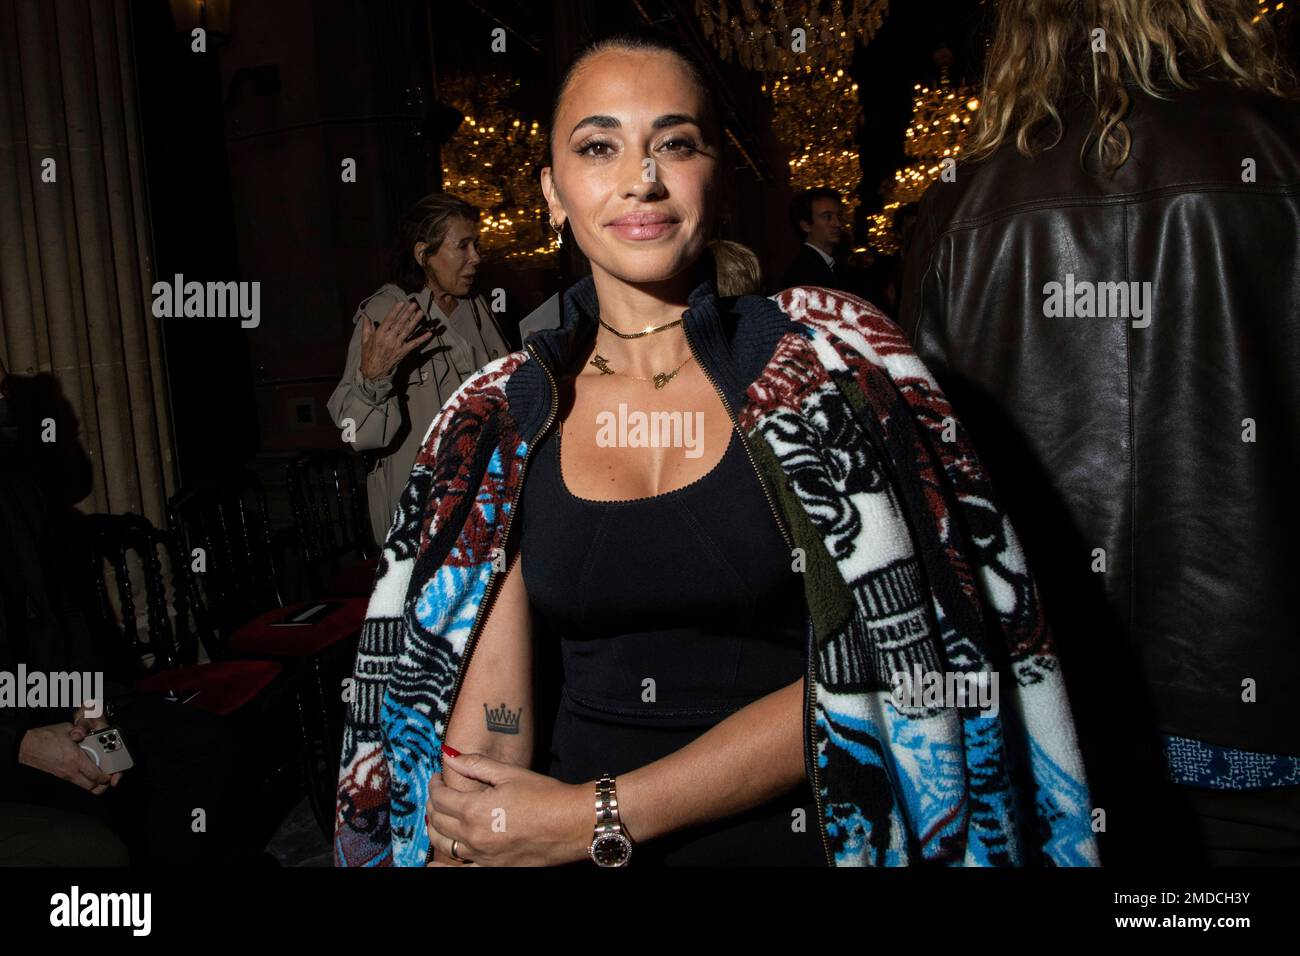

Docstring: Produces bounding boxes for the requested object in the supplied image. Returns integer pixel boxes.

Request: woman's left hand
[425,751,590,867]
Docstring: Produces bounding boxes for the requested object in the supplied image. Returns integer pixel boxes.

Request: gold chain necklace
[597,315,683,338]
[589,314,692,388]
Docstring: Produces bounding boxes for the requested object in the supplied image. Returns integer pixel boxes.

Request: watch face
[590,833,632,867]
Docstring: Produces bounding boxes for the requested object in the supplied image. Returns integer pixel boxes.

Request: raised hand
[359,298,443,381]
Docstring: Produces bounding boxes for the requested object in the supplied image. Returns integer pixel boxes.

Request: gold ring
[449,839,471,863]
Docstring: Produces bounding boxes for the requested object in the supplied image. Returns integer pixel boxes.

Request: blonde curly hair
[967,0,1298,175]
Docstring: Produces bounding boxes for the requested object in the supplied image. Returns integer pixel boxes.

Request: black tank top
[519,416,826,866]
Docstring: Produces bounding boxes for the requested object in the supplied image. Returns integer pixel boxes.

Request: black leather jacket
[899,81,1300,768]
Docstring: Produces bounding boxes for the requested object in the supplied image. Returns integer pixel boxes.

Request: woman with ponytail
[335,30,1099,868]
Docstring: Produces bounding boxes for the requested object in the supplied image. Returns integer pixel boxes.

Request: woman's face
[416,217,481,296]
[541,48,719,287]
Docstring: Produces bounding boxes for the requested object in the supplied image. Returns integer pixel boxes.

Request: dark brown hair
[544,30,730,274]
[545,30,723,168]
[790,187,842,240]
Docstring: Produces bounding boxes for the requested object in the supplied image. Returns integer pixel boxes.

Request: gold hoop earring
[549,215,564,249]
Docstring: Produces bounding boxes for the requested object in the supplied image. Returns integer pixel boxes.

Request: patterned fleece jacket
[334,274,1101,867]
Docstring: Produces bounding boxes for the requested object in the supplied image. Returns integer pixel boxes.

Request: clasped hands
[424,746,591,867]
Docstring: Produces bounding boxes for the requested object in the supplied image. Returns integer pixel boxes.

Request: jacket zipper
[681,323,834,867]
[439,342,559,804]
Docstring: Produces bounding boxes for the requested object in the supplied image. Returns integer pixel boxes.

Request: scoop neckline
[552,421,738,505]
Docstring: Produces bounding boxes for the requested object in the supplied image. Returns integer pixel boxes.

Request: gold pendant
[653,370,677,389]
[589,354,614,375]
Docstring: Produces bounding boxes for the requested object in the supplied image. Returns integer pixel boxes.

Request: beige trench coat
[326,283,510,547]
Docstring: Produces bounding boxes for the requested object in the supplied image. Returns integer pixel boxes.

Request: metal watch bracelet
[587,773,633,867]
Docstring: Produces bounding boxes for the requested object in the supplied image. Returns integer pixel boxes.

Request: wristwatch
[587,774,633,867]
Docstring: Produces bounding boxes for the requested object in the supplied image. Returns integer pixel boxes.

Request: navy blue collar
[513,272,793,443]
[525,272,718,378]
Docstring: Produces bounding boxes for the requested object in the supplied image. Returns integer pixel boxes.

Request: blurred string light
[765,66,865,230]
[438,74,558,262]
[1253,0,1285,22]
[867,50,977,255]
[695,0,889,73]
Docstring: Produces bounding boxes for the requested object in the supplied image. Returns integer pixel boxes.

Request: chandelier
[438,74,557,263]
[867,50,977,255]
[765,66,864,224]
[695,0,889,73]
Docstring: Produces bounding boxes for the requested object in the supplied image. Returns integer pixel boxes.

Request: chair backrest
[167,470,284,639]
[80,512,209,675]
[286,450,373,580]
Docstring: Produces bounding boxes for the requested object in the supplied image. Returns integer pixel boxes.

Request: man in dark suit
[780,187,890,311]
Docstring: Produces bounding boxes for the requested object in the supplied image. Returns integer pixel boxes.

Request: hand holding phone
[79,726,136,775]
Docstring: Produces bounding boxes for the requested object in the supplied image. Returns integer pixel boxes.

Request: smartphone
[79,726,135,774]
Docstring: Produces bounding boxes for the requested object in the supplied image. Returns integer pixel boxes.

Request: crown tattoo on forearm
[483,701,522,734]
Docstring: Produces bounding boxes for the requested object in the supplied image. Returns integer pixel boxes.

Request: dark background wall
[133,0,257,485]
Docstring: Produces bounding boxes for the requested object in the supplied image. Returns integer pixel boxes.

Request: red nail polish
[441,743,460,757]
